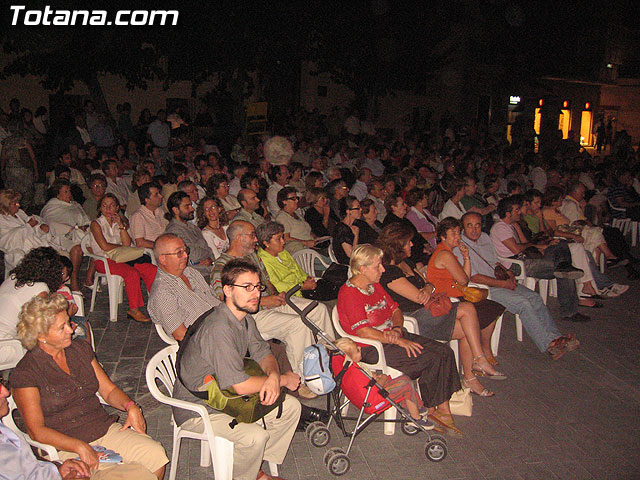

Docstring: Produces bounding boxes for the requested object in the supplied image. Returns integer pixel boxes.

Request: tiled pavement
[79,266,640,480]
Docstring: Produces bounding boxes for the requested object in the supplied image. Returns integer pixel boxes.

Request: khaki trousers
[181,394,301,480]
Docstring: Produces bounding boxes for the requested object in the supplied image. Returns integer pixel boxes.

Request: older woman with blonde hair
[264,135,293,166]
[336,244,463,435]
[10,293,168,479]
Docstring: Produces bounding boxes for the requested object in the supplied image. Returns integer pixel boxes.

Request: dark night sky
[2,0,639,85]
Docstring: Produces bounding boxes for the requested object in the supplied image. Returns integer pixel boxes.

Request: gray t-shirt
[172,303,272,426]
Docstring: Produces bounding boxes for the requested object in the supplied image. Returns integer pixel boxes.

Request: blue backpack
[301,344,336,395]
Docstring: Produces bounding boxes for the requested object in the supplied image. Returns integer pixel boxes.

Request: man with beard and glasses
[172,259,301,480]
[211,220,334,398]
[164,191,214,277]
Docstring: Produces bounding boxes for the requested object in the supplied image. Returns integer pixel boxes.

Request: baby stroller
[285,286,448,476]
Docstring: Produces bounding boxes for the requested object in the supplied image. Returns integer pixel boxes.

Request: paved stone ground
[81,265,640,480]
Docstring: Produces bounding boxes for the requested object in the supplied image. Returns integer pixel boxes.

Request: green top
[522,214,541,234]
[257,248,308,297]
[461,194,486,211]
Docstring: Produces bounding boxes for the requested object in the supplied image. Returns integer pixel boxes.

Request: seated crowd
[1,99,640,480]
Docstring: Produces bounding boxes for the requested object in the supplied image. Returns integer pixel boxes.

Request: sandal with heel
[471,354,507,380]
[462,376,495,397]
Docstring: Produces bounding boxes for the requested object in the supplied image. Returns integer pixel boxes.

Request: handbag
[494,263,510,281]
[105,246,144,263]
[463,241,510,281]
[176,308,285,428]
[451,281,489,303]
[449,387,473,416]
[195,358,287,424]
[424,293,452,316]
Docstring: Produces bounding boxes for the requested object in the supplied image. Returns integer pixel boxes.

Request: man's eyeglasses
[160,247,190,257]
[347,207,361,211]
[229,283,267,292]
[0,376,8,389]
[286,196,299,201]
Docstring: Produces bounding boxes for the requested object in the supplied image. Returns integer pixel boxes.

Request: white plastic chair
[146,345,234,480]
[154,322,178,346]
[81,235,124,322]
[292,248,330,278]
[2,393,108,461]
[327,240,338,264]
[0,339,25,372]
[2,396,61,460]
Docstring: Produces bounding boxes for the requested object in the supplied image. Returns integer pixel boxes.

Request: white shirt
[0,276,48,340]
[349,180,368,201]
[106,177,131,207]
[267,183,285,216]
[90,215,126,257]
[439,199,467,220]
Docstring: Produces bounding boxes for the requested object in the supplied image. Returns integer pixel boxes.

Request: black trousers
[361,333,461,408]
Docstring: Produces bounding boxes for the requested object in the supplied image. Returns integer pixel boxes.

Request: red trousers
[95,259,157,309]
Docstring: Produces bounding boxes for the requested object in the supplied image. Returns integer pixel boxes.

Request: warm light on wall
[580,110,593,146]
[558,109,570,139]
[538,98,544,106]
[534,107,541,135]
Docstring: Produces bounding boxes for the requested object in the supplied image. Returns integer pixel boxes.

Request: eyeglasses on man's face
[161,246,190,257]
[229,283,267,292]
[286,196,299,201]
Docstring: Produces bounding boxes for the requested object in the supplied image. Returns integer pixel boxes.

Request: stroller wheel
[401,420,420,436]
[305,422,319,441]
[424,438,448,462]
[323,447,345,465]
[309,424,331,447]
[327,452,350,476]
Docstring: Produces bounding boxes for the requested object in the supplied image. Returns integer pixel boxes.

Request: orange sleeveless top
[426,242,461,297]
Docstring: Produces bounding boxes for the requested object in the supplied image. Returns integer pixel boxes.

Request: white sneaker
[611,284,630,296]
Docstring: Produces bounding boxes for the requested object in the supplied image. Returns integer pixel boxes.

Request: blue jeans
[489,285,561,352]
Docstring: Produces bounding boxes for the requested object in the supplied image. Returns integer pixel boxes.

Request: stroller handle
[284,285,329,342]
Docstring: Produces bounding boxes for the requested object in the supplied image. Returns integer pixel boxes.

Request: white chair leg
[549,279,557,297]
[539,279,549,305]
[211,437,234,480]
[89,283,98,313]
[106,277,122,322]
[168,435,182,480]
[599,254,606,274]
[491,314,503,357]
[268,462,279,477]
[515,314,523,342]
[449,339,460,373]
[383,406,397,435]
[633,222,638,247]
[200,439,211,467]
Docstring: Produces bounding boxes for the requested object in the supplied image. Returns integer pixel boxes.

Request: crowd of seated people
[3,97,640,478]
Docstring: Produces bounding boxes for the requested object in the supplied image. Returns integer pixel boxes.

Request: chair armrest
[340,332,390,373]
[497,255,526,280]
[403,316,418,334]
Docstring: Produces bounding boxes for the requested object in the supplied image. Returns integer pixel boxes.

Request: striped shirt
[148,266,220,336]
